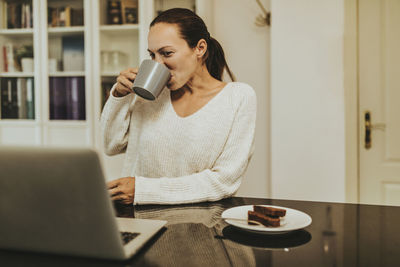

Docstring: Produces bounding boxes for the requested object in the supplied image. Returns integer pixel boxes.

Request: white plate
[221,205,312,234]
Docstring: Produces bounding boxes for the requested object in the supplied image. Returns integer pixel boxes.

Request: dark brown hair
[150,8,235,81]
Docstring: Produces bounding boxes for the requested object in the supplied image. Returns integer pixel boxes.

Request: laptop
[0,146,167,260]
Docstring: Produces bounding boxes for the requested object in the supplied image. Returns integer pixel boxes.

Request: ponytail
[150,8,235,82]
[205,37,235,81]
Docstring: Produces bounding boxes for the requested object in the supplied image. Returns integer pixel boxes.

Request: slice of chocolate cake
[248,210,281,227]
[253,205,286,217]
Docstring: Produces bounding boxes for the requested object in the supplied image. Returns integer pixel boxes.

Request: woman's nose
[154,55,164,65]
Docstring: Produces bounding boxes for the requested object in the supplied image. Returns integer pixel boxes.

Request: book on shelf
[5,1,33,29]
[49,77,67,120]
[107,0,138,25]
[62,36,84,71]
[20,2,33,28]
[24,3,33,28]
[0,46,4,73]
[2,44,34,72]
[71,8,84,26]
[49,6,70,27]
[121,0,138,24]
[17,78,27,119]
[1,78,14,118]
[58,6,71,27]
[7,2,21,29]
[2,43,16,72]
[48,6,83,27]
[0,77,33,119]
[49,77,85,120]
[0,78,18,118]
[66,77,85,120]
[107,0,123,24]
[1,1,5,28]
[10,79,18,118]
[26,77,34,119]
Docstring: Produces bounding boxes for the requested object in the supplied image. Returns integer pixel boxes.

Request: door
[359,0,400,205]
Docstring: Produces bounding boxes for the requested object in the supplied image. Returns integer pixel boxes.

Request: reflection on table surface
[221,227,312,250]
[1,197,400,266]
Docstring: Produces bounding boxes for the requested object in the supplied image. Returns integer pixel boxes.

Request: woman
[101,8,256,205]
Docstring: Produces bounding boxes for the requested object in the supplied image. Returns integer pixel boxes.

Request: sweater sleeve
[133,88,257,205]
[100,84,136,156]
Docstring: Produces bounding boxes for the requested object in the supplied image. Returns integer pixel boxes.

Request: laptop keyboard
[120,231,140,245]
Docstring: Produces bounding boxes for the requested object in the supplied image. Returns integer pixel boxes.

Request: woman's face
[147,23,204,90]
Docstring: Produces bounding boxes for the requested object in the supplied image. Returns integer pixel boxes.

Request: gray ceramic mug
[132,60,171,100]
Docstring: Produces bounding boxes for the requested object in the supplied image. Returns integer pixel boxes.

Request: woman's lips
[167,76,173,86]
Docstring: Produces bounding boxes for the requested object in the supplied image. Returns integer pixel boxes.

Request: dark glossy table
[1,197,400,266]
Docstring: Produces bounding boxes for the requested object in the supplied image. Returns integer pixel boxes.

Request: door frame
[344,0,359,203]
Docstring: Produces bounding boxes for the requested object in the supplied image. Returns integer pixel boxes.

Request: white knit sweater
[100,82,256,205]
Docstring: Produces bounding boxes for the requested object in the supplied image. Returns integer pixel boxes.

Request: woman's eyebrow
[147,46,173,53]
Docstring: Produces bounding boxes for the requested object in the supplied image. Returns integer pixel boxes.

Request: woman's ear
[195,39,207,59]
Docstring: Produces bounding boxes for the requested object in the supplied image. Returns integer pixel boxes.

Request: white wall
[270,0,346,202]
[212,0,270,198]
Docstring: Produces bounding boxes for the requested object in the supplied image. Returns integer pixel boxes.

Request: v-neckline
[169,83,230,119]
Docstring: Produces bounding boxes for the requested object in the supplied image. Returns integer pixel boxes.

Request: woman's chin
[166,82,180,91]
[166,78,188,91]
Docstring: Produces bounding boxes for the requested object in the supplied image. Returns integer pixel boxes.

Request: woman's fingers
[121,67,138,74]
[111,194,128,202]
[114,81,133,97]
[111,190,132,204]
[107,179,119,189]
[120,68,138,78]
[114,68,139,97]
[109,187,121,197]
[107,177,135,204]
[116,76,133,91]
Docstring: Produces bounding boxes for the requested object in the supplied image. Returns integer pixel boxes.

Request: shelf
[100,24,139,33]
[0,28,34,36]
[48,26,85,36]
[49,71,85,77]
[0,120,37,126]
[45,121,87,127]
[101,71,119,77]
[0,72,34,77]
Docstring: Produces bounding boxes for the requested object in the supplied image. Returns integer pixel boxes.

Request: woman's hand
[113,68,139,97]
[107,177,135,205]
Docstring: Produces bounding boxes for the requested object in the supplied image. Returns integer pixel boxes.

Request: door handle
[364,111,386,149]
